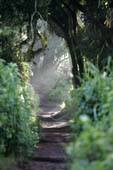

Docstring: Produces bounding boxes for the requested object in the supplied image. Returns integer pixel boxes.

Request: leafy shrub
[67,115,113,170]
[0,26,34,64]
[0,156,16,170]
[67,62,113,123]
[0,60,39,157]
[0,26,20,63]
[18,62,31,82]
[67,62,113,170]
[48,79,72,103]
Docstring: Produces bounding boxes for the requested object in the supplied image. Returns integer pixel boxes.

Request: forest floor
[15,92,72,170]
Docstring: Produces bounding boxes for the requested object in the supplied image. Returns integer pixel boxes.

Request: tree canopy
[1,0,113,86]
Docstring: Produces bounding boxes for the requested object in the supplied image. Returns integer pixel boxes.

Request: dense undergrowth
[47,79,72,103]
[67,61,113,170]
[0,60,40,169]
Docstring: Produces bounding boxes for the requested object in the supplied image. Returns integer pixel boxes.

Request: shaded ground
[12,93,71,170]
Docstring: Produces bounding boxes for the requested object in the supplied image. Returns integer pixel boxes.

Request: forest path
[21,93,72,170]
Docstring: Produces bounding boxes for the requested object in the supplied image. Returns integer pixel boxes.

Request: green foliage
[67,62,113,122]
[67,121,113,170]
[76,0,113,70]
[1,0,113,85]
[0,26,24,63]
[76,24,113,69]
[18,62,31,82]
[67,62,113,170]
[0,0,49,64]
[0,25,35,64]
[0,156,16,170]
[0,26,16,62]
[48,79,72,102]
[0,60,40,157]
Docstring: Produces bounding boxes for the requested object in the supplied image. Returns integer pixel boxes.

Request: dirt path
[17,94,71,170]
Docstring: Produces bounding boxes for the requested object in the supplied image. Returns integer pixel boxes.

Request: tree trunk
[65,36,80,87]
[64,11,84,87]
[49,0,84,87]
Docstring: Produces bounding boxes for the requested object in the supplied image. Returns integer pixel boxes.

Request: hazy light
[60,102,66,109]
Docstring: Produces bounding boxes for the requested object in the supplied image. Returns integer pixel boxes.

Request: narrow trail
[26,114,71,170]
[19,93,72,170]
